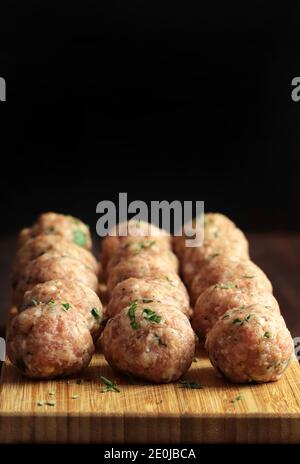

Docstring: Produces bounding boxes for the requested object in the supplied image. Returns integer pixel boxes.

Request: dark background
[1,1,300,235]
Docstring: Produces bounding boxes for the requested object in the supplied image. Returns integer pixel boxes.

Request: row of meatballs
[99,220,196,383]
[174,213,294,383]
[6,212,294,384]
[7,213,104,378]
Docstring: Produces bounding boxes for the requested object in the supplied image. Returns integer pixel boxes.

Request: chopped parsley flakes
[179,380,203,390]
[73,230,87,247]
[128,300,139,330]
[100,376,120,393]
[232,314,253,325]
[61,302,71,311]
[142,308,161,324]
[214,282,237,290]
[91,307,100,320]
[230,395,242,404]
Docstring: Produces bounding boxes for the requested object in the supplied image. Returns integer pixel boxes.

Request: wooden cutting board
[1,342,300,444]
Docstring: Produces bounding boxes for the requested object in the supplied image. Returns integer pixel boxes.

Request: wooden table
[0,234,300,444]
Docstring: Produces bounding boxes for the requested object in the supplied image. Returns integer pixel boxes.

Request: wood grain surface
[0,347,300,444]
[0,233,300,444]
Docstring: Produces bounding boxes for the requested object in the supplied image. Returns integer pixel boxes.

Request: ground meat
[106,254,182,294]
[181,228,249,287]
[12,234,99,284]
[110,220,171,240]
[7,303,95,378]
[189,257,272,304]
[101,302,195,383]
[173,212,238,258]
[18,212,92,250]
[13,253,99,307]
[106,277,191,319]
[192,285,280,339]
[101,220,171,272]
[106,239,178,277]
[205,304,293,383]
[21,280,103,341]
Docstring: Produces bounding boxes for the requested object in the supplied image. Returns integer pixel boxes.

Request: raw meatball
[181,228,249,287]
[12,234,98,284]
[106,239,178,276]
[203,212,241,238]
[13,253,99,307]
[107,254,182,293]
[101,302,195,383]
[18,212,92,250]
[173,212,238,258]
[101,220,171,272]
[106,277,191,319]
[192,285,280,339]
[21,280,103,340]
[113,220,171,238]
[189,257,272,304]
[7,303,94,378]
[205,304,293,383]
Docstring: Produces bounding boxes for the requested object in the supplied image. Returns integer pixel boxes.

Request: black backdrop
[1,1,300,235]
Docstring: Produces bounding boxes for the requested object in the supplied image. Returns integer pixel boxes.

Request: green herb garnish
[123,240,156,253]
[61,302,71,311]
[233,314,253,325]
[91,308,100,320]
[139,240,155,250]
[210,253,221,259]
[233,318,243,324]
[214,282,237,290]
[204,217,214,227]
[135,240,156,253]
[231,395,242,403]
[128,300,139,330]
[179,380,203,390]
[142,308,162,324]
[47,299,55,306]
[71,217,81,225]
[100,376,120,393]
[264,332,271,338]
[31,299,40,306]
[165,276,176,287]
[73,230,87,247]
